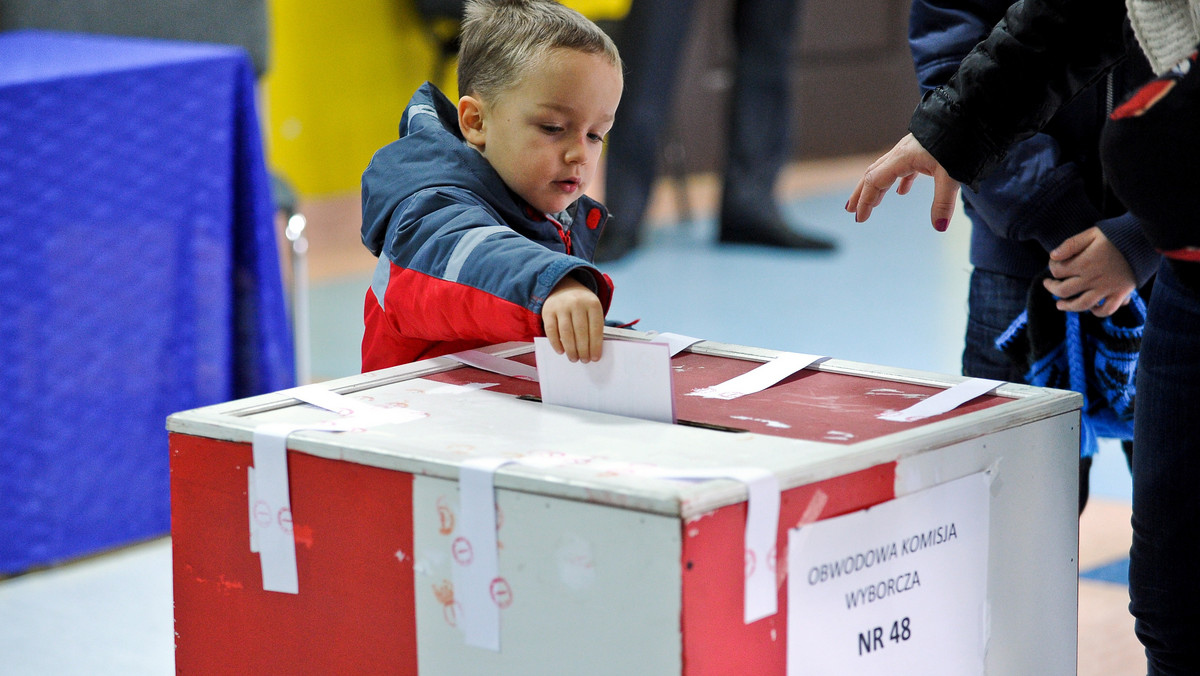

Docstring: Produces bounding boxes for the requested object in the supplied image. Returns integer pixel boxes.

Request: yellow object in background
[562,0,631,20]
[264,0,432,197]
[264,0,629,198]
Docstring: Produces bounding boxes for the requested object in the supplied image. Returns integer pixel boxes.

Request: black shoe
[718,211,837,251]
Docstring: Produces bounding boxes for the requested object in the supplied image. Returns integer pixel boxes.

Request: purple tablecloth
[0,30,294,573]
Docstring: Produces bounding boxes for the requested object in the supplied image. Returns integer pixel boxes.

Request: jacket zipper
[1100,71,1115,214]
[544,212,573,255]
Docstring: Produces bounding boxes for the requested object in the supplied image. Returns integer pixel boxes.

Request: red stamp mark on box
[490,577,513,609]
[253,500,272,527]
[452,537,474,566]
[432,579,460,626]
[437,497,455,535]
[276,506,293,532]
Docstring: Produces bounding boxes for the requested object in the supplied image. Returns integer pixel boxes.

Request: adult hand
[1043,227,1136,317]
[542,275,605,363]
[846,133,961,231]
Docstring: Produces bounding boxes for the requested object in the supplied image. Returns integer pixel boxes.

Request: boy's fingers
[571,310,591,362]
[559,314,580,362]
[591,309,604,361]
[544,314,567,356]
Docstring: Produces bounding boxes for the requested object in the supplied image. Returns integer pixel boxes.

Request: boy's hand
[1043,227,1136,317]
[542,276,604,363]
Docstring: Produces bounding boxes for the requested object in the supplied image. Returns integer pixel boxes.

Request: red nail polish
[935,218,949,232]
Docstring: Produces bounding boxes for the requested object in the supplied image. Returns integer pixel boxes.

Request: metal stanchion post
[285,212,311,385]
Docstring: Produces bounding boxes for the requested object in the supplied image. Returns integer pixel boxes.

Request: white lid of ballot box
[166,330,1080,519]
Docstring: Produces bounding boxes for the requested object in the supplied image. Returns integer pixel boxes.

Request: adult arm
[910,0,1159,288]
[851,0,1129,225]
[912,0,1130,188]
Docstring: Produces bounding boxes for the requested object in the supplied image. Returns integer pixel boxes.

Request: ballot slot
[516,393,751,433]
[428,347,1012,445]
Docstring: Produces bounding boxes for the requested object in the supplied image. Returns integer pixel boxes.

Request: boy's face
[459,48,622,215]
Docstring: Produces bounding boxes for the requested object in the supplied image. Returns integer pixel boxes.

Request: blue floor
[0,177,1133,674]
[1081,555,1132,585]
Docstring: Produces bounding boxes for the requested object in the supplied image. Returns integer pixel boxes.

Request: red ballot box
[168,330,1081,675]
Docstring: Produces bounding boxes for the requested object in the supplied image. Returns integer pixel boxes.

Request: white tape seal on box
[447,349,539,381]
[248,385,425,594]
[656,466,782,623]
[687,352,824,400]
[452,457,518,651]
[877,378,1003,422]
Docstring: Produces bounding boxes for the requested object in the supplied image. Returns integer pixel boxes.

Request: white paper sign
[534,337,675,423]
[787,471,991,675]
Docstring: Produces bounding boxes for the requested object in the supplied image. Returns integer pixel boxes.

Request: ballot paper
[650,331,704,356]
[533,337,675,424]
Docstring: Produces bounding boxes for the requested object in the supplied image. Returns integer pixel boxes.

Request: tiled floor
[0,156,1143,674]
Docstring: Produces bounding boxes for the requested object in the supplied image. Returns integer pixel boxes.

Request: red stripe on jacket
[362,263,546,372]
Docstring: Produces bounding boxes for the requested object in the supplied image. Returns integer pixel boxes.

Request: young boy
[360,0,623,372]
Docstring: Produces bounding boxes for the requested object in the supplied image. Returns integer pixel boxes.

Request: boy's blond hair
[457,0,622,101]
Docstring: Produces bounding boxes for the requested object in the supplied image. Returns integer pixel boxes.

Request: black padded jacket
[910,0,1131,190]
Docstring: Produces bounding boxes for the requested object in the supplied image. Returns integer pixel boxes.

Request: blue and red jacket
[360,83,614,371]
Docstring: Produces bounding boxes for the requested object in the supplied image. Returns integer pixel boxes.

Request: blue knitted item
[996,271,1145,457]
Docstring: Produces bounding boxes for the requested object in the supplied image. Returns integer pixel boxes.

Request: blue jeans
[962,268,1131,513]
[962,268,1029,384]
[1130,260,1200,675]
